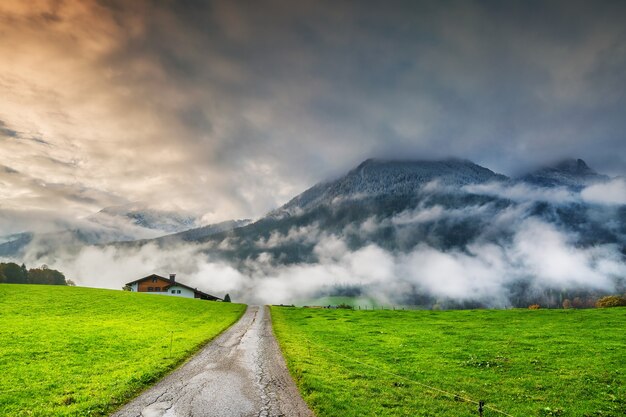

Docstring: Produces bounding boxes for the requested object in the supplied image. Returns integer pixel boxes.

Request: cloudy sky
[1,0,625,232]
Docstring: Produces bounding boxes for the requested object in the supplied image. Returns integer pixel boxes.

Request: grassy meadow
[271,306,626,417]
[0,284,245,416]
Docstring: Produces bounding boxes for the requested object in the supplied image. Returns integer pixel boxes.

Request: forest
[0,262,70,286]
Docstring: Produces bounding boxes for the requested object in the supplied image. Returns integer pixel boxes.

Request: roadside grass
[0,284,245,416]
[271,306,626,417]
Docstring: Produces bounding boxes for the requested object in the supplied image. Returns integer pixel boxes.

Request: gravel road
[111,305,314,417]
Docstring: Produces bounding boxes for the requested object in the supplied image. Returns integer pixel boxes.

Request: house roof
[125,274,222,301]
[125,274,166,286]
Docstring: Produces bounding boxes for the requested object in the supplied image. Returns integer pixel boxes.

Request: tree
[0,263,67,285]
[223,294,231,303]
[572,297,584,309]
[27,266,66,285]
[0,262,28,284]
[66,279,76,286]
[122,284,132,291]
[562,299,572,309]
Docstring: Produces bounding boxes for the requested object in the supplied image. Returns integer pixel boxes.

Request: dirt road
[111,305,314,417]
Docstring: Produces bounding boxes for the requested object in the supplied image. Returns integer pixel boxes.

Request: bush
[336,303,354,309]
[528,304,541,310]
[562,299,572,309]
[595,295,626,308]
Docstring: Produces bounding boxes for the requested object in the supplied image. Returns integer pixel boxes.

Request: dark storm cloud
[0,0,625,235]
[131,0,626,175]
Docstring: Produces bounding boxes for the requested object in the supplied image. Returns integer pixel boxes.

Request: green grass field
[271,306,626,417]
[0,284,245,416]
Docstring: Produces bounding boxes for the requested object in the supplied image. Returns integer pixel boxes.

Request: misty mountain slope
[125,159,511,257]
[519,158,609,189]
[0,232,33,257]
[0,225,163,259]
[131,158,620,272]
[152,219,252,244]
[271,158,508,218]
[89,203,199,234]
[12,157,626,309]
[208,159,622,266]
[160,160,509,254]
[0,204,204,259]
[23,158,624,269]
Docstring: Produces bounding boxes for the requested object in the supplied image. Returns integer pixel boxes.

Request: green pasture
[271,306,626,417]
[0,284,245,416]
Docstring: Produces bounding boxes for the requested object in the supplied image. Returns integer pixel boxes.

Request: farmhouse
[125,274,221,301]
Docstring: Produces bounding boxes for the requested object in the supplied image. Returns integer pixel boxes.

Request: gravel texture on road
[111,305,314,417]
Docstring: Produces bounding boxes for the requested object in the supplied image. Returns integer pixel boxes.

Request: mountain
[0,232,34,257]
[131,158,624,268]
[519,158,609,189]
[117,159,626,271]
[88,202,199,234]
[151,219,252,244]
[0,203,205,258]
[8,158,622,263]
[270,158,507,218]
[5,157,624,308]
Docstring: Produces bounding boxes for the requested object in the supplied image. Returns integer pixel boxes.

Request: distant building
[125,274,221,301]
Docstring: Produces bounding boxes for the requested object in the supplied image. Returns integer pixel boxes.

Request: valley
[3,157,622,308]
[3,2,626,416]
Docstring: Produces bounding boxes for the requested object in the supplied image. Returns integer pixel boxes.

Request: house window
[177,290,181,294]
[171,290,175,294]
[152,277,158,283]
[148,287,154,291]
[154,287,160,292]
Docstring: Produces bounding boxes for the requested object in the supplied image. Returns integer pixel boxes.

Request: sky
[1,0,626,233]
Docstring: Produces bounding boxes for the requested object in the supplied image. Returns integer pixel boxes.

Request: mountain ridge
[2,156,624,308]
[270,158,508,219]
[2,157,623,263]
[126,156,624,268]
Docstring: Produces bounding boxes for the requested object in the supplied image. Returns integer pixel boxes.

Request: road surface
[111,305,314,417]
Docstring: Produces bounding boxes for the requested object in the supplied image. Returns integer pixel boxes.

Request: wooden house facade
[126,274,221,301]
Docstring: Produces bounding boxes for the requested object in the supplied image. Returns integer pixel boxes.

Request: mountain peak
[272,158,507,217]
[552,158,595,175]
[520,158,606,189]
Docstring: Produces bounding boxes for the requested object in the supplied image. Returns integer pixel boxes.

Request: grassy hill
[0,284,245,416]
[272,306,626,417]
